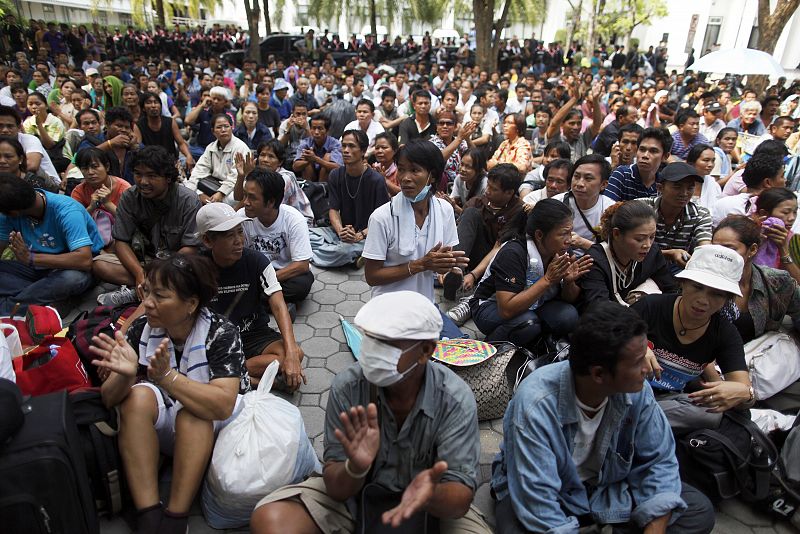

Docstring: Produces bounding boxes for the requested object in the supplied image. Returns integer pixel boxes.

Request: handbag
[12,337,91,396]
[197,177,222,196]
[745,331,800,401]
[504,337,570,393]
[676,410,778,503]
[299,180,330,227]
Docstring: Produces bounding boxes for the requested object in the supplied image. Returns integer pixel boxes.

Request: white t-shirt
[553,192,615,242]
[362,197,458,302]
[239,205,313,270]
[572,395,608,483]
[342,119,385,149]
[711,192,751,227]
[18,133,59,183]
[449,174,487,206]
[522,188,548,207]
[0,329,14,382]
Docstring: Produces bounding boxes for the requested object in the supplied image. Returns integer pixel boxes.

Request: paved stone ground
[93,264,798,533]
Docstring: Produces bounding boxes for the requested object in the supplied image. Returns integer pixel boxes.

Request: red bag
[13,337,91,396]
[0,304,62,348]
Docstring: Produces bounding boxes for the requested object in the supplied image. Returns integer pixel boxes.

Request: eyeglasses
[438,120,454,126]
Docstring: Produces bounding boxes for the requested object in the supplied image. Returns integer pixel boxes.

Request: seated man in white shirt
[711,150,786,226]
[553,154,615,252]
[341,99,384,158]
[522,158,573,209]
[240,168,314,305]
[0,105,59,184]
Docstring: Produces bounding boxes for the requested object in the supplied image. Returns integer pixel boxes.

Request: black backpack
[69,389,125,517]
[299,180,331,227]
[676,410,777,503]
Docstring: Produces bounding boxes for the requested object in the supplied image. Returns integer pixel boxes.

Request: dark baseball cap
[705,101,723,113]
[660,162,703,183]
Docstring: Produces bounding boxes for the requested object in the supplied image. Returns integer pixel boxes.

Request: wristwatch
[748,385,756,403]
[781,255,794,265]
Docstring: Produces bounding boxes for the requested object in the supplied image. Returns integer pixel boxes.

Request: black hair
[211,113,233,128]
[144,253,218,310]
[309,114,331,129]
[600,200,656,242]
[742,153,785,189]
[381,88,397,100]
[564,109,583,123]
[244,167,284,209]
[756,187,796,215]
[256,138,286,164]
[141,91,161,108]
[618,123,644,140]
[543,139,571,160]
[572,153,612,183]
[461,147,487,201]
[543,158,573,185]
[715,127,738,143]
[638,127,672,154]
[526,198,573,244]
[26,91,47,107]
[104,106,134,126]
[341,129,369,152]
[0,136,25,171]
[374,131,399,152]
[753,139,789,158]
[75,147,111,170]
[488,163,521,193]
[675,108,699,127]
[713,215,762,250]
[129,145,179,183]
[76,108,100,126]
[772,115,796,127]
[411,89,431,102]
[395,139,445,193]
[569,301,648,376]
[0,105,21,126]
[0,172,36,213]
[534,105,552,118]
[441,87,457,100]
[292,100,309,112]
[356,98,375,112]
[685,143,715,164]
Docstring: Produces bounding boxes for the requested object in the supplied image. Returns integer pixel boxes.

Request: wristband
[781,255,793,265]
[344,458,370,479]
[407,261,414,276]
[155,368,172,384]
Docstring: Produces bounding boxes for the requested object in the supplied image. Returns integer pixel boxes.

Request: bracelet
[748,385,756,403]
[344,458,370,479]
[169,371,179,386]
[407,261,414,276]
[155,368,172,384]
[781,255,794,265]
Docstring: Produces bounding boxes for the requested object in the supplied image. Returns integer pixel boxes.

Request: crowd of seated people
[4,23,800,533]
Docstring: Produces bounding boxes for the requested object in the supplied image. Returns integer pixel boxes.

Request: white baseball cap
[195,203,250,236]
[85,68,99,77]
[675,244,744,296]
[273,78,290,91]
[354,291,442,341]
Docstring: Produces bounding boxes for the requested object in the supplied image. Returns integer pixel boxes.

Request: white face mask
[359,336,422,387]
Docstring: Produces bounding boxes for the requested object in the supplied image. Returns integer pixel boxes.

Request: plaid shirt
[671,131,710,160]
[636,197,712,253]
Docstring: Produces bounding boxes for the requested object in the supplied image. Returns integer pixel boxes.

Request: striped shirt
[604,164,658,201]
[670,131,710,160]
[636,197,712,253]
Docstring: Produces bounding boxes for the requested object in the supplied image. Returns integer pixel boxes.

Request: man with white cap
[493,301,716,533]
[196,202,305,391]
[251,290,492,534]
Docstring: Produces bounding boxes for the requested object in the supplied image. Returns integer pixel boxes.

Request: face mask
[359,336,422,387]
[405,183,431,203]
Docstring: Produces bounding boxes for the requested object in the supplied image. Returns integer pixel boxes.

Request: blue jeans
[439,307,466,339]
[0,261,94,313]
[189,143,206,160]
[472,299,579,347]
[309,227,364,268]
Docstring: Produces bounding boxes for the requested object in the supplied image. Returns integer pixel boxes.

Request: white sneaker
[97,286,138,307]
[447,299,471,326]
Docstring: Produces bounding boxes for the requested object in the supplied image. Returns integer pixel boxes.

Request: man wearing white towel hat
[251,291,491,534]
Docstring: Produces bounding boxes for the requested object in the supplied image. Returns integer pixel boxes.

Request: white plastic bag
[0,324,22,358]
[202,361,321,528]
[744,330,800,401]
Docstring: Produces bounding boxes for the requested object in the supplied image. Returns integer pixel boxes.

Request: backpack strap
[563,191,602,242]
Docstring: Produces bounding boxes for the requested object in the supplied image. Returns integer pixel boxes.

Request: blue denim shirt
[491,361,686,533]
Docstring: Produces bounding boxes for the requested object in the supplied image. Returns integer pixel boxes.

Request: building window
[119,14,133,26]
[97,12,109,26]
[702,16,721,55]
[42,4,55,15]
[296,0,309,26]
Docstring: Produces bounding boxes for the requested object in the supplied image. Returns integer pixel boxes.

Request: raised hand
[382,461,448,527]
[333,403,380,473]
[563,254,593,283]
[146,338,173,383]
[90,331,139,378]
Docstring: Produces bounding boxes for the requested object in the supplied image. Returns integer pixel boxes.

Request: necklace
[676,297,710,336]
[345,166,367,199]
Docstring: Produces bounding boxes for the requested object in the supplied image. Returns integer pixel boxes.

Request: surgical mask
[359,336,422,387]
[405,183,431,203]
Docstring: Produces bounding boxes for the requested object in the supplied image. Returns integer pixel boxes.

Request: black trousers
[456,207,494,272]
[278,270,314,303]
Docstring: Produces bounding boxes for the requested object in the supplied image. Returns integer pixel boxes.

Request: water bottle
[526,258,541,288]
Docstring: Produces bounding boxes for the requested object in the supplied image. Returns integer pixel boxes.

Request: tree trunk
[750,0,800,94]
[474,0,496,71]
[243,0,262,63]
[565,0,582,50]
[490,0,513,66]
[369,0,377,36]
[155,0,166,28]
[263,0,271,35]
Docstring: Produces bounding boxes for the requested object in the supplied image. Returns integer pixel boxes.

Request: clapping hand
[146,338,173,383]
[8,231,31,265]
[334,404,380,474]
[90,331,139,378]
[563,254,593,283]
[382,461,448,528]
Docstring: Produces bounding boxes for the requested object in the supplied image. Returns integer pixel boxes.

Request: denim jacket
[491,361,686,533]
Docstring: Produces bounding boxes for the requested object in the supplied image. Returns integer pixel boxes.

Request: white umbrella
[688,47,785,76]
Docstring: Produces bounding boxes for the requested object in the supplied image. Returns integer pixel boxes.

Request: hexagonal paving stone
[479,429,503,464]
[317,270,350,284]
[326,351,356,374]
[312,434,325,460]
[292,323,315,342]
[304,357,327,368]
[302,336,339,358]
[330,326,346,343]
[297,299,320,315]
[312,288,346,305]
[298,405,327,438]
[306,311,341,329]
[300,393,320,407]
[310,280,325,292]
[339,280,370,295]
[301,367,335,394]
[334,299,364,318]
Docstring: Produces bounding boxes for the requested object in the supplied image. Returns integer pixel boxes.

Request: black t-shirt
[125,312,249,394]
[473,239,526,303]
[327,166,390,232]
[632,293,746,392]
[257,106,281,134]
[205,248,278,334]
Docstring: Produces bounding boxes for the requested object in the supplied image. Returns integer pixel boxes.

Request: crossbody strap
[600,242,628,307]
[563,192,602,241]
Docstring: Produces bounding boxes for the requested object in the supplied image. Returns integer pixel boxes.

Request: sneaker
[442,269,463,301]
[447,299,472,326]
[97,285,138,307]
[355,255,366,269]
